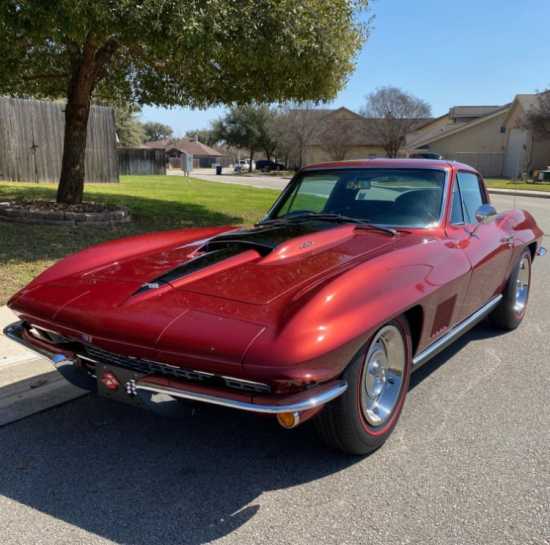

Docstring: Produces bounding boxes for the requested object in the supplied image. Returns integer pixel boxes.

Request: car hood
[10,222,397,365]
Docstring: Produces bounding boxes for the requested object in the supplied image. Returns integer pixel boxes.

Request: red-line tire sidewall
[314,315,412,455]
[490,249,532,330]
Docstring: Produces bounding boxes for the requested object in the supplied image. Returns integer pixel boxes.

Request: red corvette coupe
[5,159,545,454]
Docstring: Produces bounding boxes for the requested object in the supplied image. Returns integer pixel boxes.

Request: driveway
[0,193,548,545]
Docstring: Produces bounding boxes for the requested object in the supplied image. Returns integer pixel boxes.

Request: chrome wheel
[514,254,531,313]
[361,325,406,427]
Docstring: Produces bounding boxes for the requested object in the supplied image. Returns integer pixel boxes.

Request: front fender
[7,226,233,306]
[244,238,471,375]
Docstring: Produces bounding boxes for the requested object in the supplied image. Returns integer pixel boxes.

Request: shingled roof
[449,106,503,119]
[143,138,223,157]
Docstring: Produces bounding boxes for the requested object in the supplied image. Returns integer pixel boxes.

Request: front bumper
[3,321,347,416]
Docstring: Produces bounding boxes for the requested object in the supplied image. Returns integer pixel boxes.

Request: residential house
[407,94,550,178]
[300,107,431,166]
[143,137,226,168]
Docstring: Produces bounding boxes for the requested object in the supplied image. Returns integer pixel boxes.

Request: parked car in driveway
[408,151,443,160]
[5,159,545,454]
[234,159,255,172]
[255,160,286,172]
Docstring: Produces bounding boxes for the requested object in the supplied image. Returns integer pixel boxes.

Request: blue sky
[141,0,550,136]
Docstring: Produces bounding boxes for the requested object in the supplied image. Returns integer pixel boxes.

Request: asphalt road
[0,194,548,545]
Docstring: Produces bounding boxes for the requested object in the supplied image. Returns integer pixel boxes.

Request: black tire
[489,249,532,330]
[314,316,412,455]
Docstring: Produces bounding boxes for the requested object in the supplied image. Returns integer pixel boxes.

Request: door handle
[501,235,514,246]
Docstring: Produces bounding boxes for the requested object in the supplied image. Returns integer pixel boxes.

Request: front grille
[82,344,212,381]
[79,344,271,394]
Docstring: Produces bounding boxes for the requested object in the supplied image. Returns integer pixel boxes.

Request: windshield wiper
[257,212,397,236]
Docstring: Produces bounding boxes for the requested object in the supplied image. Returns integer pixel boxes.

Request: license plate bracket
[96,363,146,407]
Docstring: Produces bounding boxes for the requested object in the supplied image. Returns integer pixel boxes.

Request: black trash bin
[215,165,222,175]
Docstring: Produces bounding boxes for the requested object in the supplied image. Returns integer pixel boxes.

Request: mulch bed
[0,200,131,225]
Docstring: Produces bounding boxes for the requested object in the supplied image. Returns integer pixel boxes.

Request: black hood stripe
[133,222,341,296]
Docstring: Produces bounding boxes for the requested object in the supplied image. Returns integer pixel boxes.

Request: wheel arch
[528,241,537,262]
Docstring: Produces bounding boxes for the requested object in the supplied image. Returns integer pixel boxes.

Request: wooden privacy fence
[0,96,118,183]
[118,148,166,175]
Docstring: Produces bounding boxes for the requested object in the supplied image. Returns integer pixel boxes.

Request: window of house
[457,172,485,223]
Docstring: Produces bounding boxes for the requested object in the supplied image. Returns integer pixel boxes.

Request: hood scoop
[132,245,261,297]
[130,223,362,301]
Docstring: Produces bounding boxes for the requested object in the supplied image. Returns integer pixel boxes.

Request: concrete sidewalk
[0,306,87,426]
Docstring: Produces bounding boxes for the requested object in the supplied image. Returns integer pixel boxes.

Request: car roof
[301,158,479,173]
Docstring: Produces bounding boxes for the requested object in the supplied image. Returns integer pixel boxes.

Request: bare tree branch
[525,90,550,139]
[361,87,431,157]
[318,115,357,160]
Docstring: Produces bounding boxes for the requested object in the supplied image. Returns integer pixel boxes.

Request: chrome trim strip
[134,380,348,414]
[3,321,58,359]
[412,294,503,369]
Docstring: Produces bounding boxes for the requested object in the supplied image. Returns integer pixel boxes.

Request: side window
[450,182,464,224]
[457,172,485,223]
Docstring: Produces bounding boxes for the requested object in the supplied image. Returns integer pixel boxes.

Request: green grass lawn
[0,175,280,305]
[485,178,550,192]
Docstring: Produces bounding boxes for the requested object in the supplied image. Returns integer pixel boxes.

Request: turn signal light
[100,371,120,391]
[277,411,301,429]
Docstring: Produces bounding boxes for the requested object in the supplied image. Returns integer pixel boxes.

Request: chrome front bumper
[131,379,347,414]
[3,321,347,415]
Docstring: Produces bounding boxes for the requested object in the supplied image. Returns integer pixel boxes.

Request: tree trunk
[249,149,254,172]
[57,69,94,204]
[56,35,120,204]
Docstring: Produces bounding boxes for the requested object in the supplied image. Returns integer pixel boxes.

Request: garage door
[503,128,528,178]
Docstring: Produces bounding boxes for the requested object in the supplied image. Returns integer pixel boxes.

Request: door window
[457,172,485,223]
[450,182,464,224]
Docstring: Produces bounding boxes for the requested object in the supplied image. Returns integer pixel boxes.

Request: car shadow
[0,395,361,545]
[409,320,507,390]
[0,321,510,544]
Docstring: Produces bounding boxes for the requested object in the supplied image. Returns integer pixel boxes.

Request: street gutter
[487,188,550,199]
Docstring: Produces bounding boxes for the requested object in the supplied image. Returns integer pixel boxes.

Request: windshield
[271,168,447,228]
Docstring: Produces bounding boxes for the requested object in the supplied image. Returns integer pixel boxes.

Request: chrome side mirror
[475,204,497,224]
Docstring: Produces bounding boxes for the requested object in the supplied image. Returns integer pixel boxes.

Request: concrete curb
[0,363,87,427]
[487,188,550,199]
[0,306,87,426]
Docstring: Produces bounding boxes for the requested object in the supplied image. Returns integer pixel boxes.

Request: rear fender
[498,209,544,277]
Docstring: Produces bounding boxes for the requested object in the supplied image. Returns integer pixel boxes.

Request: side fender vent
[431,295,457,338]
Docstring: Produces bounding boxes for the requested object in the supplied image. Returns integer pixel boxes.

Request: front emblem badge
[300,241,314,249]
